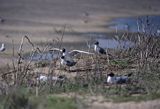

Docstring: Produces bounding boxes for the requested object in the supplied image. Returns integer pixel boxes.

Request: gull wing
[49,48,62,54]
[66,60,76,66]
[69,50,94,57]
[99,47,106,54]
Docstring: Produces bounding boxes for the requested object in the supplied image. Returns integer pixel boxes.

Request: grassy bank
[0,30,160,108]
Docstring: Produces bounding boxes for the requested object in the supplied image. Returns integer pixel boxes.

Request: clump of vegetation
[110,59,129,68]
[34,61,50,68]
[0,89,77,109]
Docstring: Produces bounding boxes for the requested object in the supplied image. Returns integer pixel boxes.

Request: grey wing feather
[66,60,76,66]
[0,48,5,52]
[49,48,62,53]
[69,50,94,57]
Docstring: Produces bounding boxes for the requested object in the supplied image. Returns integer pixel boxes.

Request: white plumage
[37,75,48,82]
[0,43,5,52]
[106,72,132,84]
[37,75,65,82]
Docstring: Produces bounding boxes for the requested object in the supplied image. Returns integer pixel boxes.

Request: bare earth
[89,99,160,109]
[0,0,160,108]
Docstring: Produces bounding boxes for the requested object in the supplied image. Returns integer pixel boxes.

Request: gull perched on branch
[94,41,106,54]
[0,43,5,52]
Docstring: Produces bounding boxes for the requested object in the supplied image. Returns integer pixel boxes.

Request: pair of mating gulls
[51,41,107,67]
[53,48,94,67]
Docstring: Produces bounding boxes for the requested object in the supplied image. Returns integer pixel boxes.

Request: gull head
[62,48,66,53]
[94,41,99,45]
[107,72,115,77]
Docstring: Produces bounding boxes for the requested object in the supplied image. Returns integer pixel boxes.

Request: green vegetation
[110,59,129,68]
[29,95,77,109]
[0,91,77,109]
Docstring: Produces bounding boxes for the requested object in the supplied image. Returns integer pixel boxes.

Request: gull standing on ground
[0,43,5,52]
[106,72,132,84]
[94,41,106,54]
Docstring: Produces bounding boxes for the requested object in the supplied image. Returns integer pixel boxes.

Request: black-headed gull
[94,41,106,54]
[106,72,132,84]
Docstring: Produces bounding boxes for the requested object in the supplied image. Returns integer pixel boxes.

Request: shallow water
[25,52,58,61]
[109,15,160,36]
[25,37,133,61]
[97,38,134,49]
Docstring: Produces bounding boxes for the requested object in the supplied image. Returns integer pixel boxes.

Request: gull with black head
[94,41,106,54]
[106,72,132,84]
